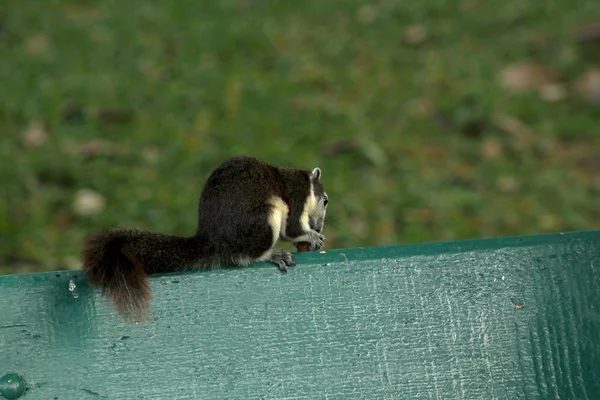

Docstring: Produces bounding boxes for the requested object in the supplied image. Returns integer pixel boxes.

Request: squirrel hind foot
[258,248,296,273]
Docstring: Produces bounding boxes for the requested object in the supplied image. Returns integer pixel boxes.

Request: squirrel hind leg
[256,248,296,273]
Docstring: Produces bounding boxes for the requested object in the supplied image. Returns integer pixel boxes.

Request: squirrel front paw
[308,230,325,251]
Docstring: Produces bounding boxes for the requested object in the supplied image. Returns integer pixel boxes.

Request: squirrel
[82,155,328,321]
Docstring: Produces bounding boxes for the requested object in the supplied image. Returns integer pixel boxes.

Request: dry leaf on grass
[499,62,558,93]
[25,34,49,55]
[481,139,503,160]
[142,146,162,165]
[73,189,106,216]
[496,176,519,193]
[575,67,600,104]
[539,83,567,102]
[404,25,427,46]
[20,122,48,148]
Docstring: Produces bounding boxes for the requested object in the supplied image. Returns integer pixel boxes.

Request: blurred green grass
[1,0,599,274]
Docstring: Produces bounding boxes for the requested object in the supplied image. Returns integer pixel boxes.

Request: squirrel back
[82,156,328,321]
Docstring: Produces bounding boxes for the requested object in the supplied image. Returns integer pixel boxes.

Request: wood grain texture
[1,231,599,399]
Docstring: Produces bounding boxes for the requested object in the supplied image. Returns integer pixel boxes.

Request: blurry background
[1,0,599,275]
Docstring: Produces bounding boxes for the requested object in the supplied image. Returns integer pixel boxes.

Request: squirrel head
[307,167,328,233]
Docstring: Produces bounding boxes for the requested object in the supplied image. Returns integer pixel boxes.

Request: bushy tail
[82,229,151,321]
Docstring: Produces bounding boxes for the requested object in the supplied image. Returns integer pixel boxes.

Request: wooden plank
[1,231,599,399]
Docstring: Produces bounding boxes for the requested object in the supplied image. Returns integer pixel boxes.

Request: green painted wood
[1,231,599,400]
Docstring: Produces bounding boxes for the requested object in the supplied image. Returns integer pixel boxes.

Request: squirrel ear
[311,167,321,181]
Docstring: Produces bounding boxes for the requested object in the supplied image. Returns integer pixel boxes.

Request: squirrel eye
[323,194,328,206]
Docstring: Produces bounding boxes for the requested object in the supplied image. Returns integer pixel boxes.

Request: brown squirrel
[82,156,328,321]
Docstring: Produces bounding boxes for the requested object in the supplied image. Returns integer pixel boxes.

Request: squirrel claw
[267,248,296,273]
[278,261,288,273]
[309,230,325,251]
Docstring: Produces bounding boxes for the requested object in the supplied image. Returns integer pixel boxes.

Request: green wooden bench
[1,231,599,399]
